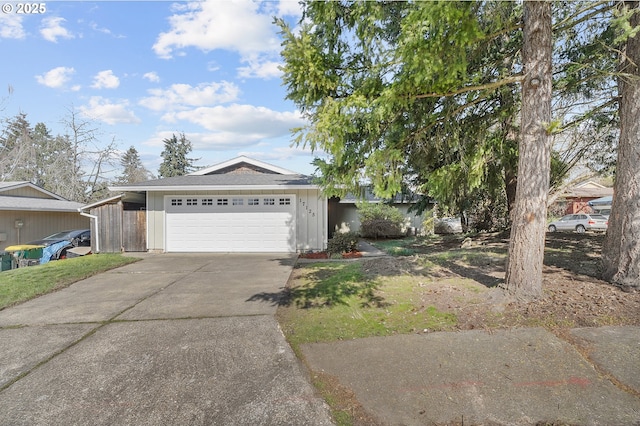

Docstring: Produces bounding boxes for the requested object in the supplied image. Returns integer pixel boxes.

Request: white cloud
[163,104,303,143]
[240,145,314,161]
[91,70,120,89]
[0,14,25,39]
[277,0,303,18]
[143,72,160,83]
[139,81,239,111]
[35,66,76,89]
[40,17,75,43]
[79,96,141,125]
[237,56,282,79]
[152,0,280,60]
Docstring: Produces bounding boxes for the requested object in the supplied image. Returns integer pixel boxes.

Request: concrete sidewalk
[0,254,333,426]
[302,326,640,425]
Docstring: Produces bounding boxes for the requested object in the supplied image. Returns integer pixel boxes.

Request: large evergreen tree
[117,146,153,184]
[601,1,640,288]
[158,133,197,178]
[504,1,552,298]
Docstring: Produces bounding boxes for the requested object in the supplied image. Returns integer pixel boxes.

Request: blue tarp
[40,241,70,264]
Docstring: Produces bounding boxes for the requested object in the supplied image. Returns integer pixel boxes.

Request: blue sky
[0,0,321,176]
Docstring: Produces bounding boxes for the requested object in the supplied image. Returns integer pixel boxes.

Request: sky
[0,0,322,177]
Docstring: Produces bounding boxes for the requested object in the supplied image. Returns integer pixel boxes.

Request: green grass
[278,260,457,425]
[0,254,140,309]
[278,262,457,350]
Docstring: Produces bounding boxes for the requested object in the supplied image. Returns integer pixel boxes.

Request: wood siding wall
[91,202,146,253]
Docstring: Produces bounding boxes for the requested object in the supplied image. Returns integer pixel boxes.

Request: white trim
[110,184,318,192]
[79,193,124,211]
[188,155,298,176]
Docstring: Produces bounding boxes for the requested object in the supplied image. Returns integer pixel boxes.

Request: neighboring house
[329,187,430,236]
[588,195,613,216]
[107,156,327,253]
[561,181,614,215]
[0,181,89,251]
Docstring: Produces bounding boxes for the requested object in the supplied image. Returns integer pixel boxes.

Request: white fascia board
[189,155,298,176]
[109,184,320,192]
[78,193,125,211]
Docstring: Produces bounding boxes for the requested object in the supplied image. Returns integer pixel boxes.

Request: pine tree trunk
[601,1,640,288]
[504,1,552,298]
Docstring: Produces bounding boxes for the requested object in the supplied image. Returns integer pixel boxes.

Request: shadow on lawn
[247,265,388,309]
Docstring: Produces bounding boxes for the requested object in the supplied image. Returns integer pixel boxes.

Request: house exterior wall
[145,189,327,252]
[0,211,89,251]
[329,202,426,236]
[565,198,597,215]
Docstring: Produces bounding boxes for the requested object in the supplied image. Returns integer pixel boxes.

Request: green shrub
[327,231,359,255]
[422,209,435,235]
[357,202,405,239]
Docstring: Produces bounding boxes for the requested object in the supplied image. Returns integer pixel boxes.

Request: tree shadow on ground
[544,233,604,278]
[247,264,388,309]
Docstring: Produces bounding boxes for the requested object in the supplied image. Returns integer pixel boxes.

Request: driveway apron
[0,253,333,426]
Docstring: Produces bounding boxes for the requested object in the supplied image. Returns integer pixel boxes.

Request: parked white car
[547,214,608,233]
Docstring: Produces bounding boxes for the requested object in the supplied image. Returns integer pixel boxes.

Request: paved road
[0,253,333,426]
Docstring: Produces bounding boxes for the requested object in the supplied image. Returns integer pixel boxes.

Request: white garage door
[165,195,296,252]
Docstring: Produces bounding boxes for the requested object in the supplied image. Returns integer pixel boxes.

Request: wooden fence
[91,201,146,252]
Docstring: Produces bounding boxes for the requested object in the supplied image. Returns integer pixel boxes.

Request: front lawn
[0,254,140,309]
[279,233,640,426]
[277,261,458,352]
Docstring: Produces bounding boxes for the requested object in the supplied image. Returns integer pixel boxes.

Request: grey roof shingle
[112,173,315,189]
[0,195,83,212]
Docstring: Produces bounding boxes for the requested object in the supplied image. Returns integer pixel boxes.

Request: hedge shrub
[327,231,359,255]
[357,202,405,239]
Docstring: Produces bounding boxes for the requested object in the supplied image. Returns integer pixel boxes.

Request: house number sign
[300,199,316,217]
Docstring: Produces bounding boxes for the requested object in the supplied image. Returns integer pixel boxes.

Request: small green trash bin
[1,252,13,271]
[21,247,44,259]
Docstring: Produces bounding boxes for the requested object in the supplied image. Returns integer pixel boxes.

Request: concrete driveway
[0,254,334,425]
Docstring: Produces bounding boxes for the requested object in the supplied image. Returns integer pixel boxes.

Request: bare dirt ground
[363,232,640,331]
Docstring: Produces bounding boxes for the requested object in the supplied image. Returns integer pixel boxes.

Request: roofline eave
[108,184,321,192]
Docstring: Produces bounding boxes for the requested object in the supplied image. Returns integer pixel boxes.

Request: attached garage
[165,194,296,252]
[108,156,327,254]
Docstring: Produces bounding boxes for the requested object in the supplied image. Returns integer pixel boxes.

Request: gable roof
[189,156,298,176]
[564,181,613,199]
[0,181,68,201]
[109,156,317,192]
[0,196,84,212]
[0,181,83,212]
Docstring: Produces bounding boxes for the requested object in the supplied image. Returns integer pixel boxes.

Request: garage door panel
[165,196,295,252]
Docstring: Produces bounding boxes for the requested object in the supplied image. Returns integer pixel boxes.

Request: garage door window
[171,198,183,206]
[217,198,228,206]
[264,198,275,205]
[232,198,244,206]
[186,198,197,206]
[279,198,291,205]
[248,198,259,206]
[202,198,213,206]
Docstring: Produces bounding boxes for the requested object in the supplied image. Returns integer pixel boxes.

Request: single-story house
[0,181,89,251]
[329,187,429,236]
[107,156,327,253]
[561,181,613,215]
